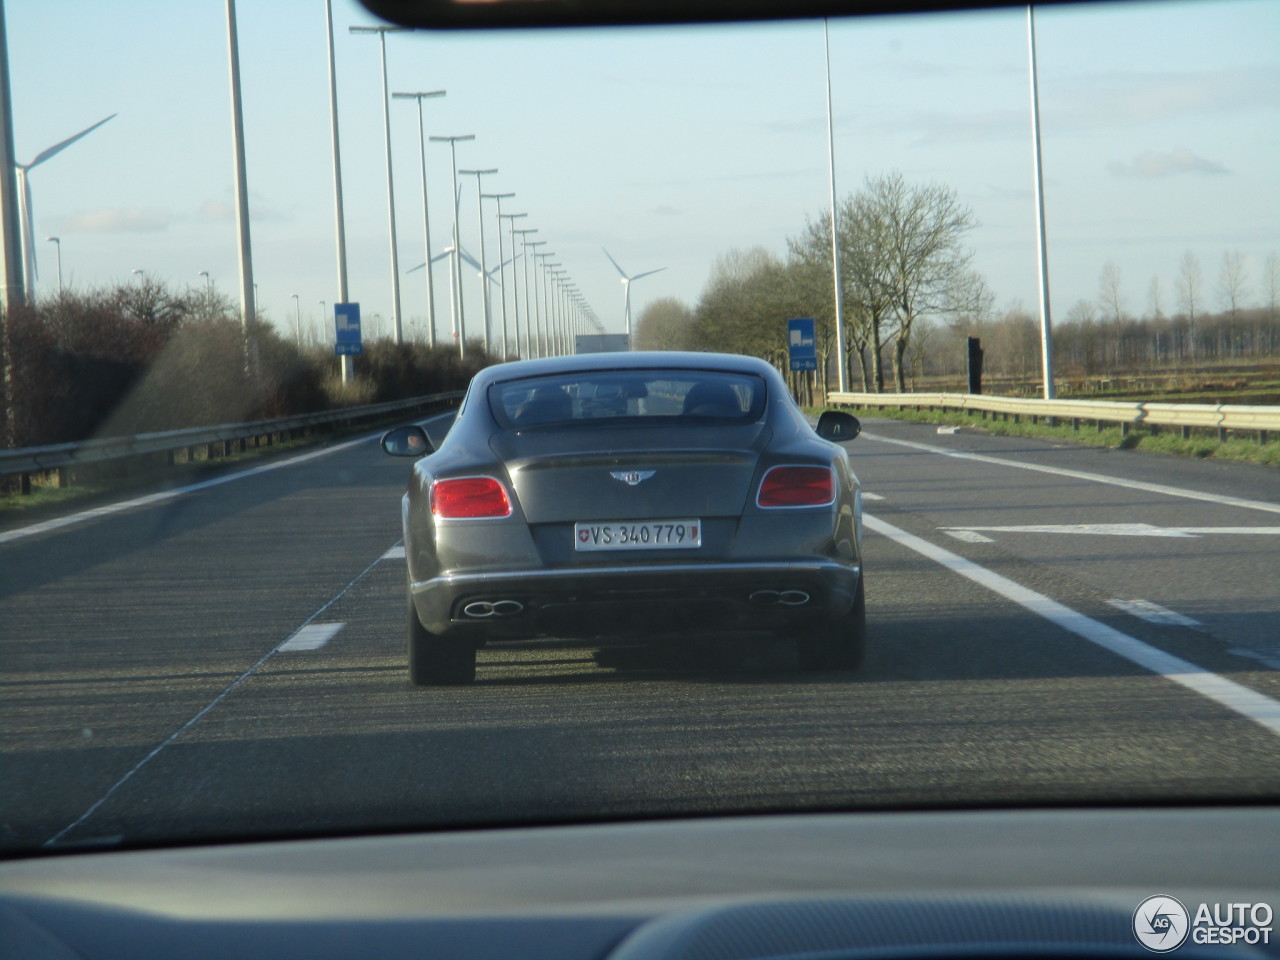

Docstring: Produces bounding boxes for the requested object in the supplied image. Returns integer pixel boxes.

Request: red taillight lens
[757,466,835,508]
[431,477,512,519]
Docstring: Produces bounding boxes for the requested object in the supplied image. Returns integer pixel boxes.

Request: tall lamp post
[485,194,516,358]
[351,24,409,343]
[393,90,446,348]
[511,226,537,358]
[324,0,352,380]
[535,253,557,358]
[291,293,301,344]
[430,134,475,356]
[197,270,211,293]
[523,239,547,357]
[549,268,568,355]
[459,168,497,353]
[1027,5,1055,400]
[226,0,255,335]
[823,19,848,393]
[44,236,61,294]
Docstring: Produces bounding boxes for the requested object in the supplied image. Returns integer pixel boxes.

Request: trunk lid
[493,422,770,524]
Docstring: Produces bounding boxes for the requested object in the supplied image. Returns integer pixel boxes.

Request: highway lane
[2,416,1278,852]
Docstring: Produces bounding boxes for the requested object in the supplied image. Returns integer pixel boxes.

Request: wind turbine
[407,246,517,348]
[16,114,117,301]
[603,248,665,340]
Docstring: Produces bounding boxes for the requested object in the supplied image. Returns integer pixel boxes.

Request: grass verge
[813,404,1280,467]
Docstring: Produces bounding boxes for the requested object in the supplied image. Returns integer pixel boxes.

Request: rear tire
[408,599,476,686]
[796,577,866,672]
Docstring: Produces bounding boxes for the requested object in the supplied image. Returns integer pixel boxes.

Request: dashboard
[2,807,1276,959]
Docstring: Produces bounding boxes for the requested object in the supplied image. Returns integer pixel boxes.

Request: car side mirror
[815,410,861,442]
[381,425,434,457]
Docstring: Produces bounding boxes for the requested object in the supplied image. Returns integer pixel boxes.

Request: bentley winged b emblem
[610,470,656,486]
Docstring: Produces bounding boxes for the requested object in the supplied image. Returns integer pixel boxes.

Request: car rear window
[488,369,767,429]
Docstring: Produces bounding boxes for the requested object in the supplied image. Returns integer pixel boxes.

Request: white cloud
[198,200,234,222]
[67,207,173,233]
[1108,148,1231,179]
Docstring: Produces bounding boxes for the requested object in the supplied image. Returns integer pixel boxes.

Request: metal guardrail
[1,391,464,491]
[825,391,1280,441]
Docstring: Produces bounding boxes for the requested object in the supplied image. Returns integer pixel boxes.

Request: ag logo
[1134,896,1190,952]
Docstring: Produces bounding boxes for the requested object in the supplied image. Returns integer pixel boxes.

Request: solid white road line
[0,433,381,546]
[279,622,346,651]
[1106,599,1203,629]
[865,512,1280,739]
[381,545,406,560]
[860,431,1280,517]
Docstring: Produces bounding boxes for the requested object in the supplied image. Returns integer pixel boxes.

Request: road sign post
[335,302,363,356]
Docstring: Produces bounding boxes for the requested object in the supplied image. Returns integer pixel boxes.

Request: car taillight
[431,477,512,519]
[757,466,835,508]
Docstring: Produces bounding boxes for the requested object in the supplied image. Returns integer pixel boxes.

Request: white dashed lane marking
[278,622,346,652]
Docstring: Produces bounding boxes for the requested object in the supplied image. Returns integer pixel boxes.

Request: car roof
[474,351,781,387]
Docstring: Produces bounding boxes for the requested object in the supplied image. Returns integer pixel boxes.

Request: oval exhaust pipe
[463,600,525,618]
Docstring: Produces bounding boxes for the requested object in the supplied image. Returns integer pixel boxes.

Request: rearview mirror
[815,410,861,442]
[381,425,434,457]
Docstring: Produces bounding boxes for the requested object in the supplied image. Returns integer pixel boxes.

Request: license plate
[574,519,702,551]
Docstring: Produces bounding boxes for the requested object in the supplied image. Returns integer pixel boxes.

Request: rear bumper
[410,559,861,639]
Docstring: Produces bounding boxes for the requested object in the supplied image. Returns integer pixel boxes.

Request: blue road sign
[334,302,362,356]
[787,317,817,371]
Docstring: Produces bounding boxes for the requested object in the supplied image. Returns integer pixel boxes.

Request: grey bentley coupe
[382,351,864,685]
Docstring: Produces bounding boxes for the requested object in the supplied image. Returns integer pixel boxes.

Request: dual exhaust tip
[749,589,811,607]
[462,599,525,619]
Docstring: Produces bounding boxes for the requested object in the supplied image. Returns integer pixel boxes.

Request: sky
[7,0,1279,348]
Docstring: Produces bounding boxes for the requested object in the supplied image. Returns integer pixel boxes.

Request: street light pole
[198,270,211,293]
[430,134,475,357]
[550,268,567,355]
[524,240,547,357]
[535,253,556,358]
[510,225,536,358]
[351,25,409,343]
[459,168,497,354]
[393,91,445,348]
[226,0,255,336]
[324,0,353,380]
[485,194,516,358]
[45,236,61,294]
[1027,5,1055,401]
[292,293,301,344]
[823,19,848,393]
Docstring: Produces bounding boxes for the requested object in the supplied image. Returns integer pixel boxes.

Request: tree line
[634,171,1279,394]
[0,281,496,449]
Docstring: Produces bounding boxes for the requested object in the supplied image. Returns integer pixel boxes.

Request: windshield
[1,0,1278,857]
[490,369,767,427]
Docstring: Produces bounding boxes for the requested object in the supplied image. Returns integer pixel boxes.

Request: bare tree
[1095,260,1126,366]
[1176,251,1203,360]
[1216,250,1250,323]
[862,172,977,392]
[1147,274,1164,322]
[633,297,693,351]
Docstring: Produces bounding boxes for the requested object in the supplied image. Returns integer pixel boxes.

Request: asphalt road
[2,415,1278,853]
